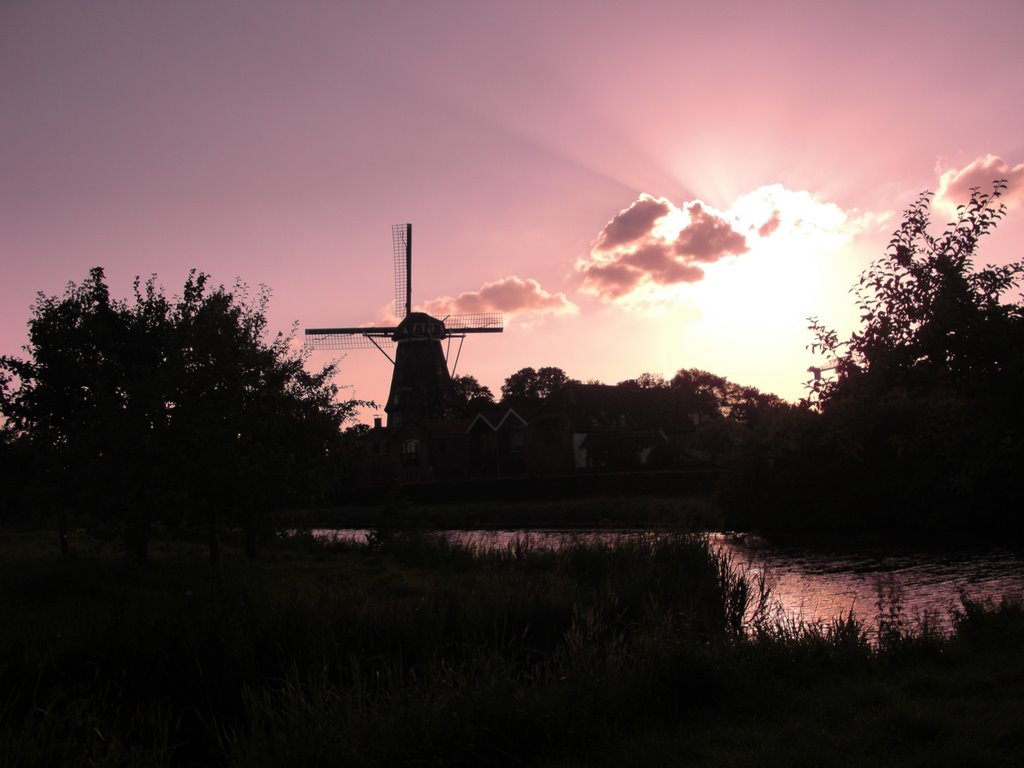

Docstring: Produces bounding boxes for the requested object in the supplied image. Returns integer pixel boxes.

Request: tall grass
[1,527,1022,766]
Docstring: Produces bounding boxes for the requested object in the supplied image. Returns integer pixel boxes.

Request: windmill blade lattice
[305,328,398,351]
[445,313,504,333]
[393,223,411,320]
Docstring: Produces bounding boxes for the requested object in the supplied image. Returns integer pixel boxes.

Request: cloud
[580,185,867,308]
[730,184,863,248]
[419,276,577,318]
[595,194,671,250]
[675,202,750,261]
[757,210,782,237]
[578,195,748,302]
[935,154,1024,211]
[578,262,644,300]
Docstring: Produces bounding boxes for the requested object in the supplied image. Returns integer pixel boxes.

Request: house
[358,382,713,484]
[526,383,707,474]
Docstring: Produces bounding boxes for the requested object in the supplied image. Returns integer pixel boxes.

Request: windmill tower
[305,224,503,430]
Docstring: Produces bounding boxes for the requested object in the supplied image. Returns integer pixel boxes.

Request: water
[304,528,1024,632]
[716,534,1024,632]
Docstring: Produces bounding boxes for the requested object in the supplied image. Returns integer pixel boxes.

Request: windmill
[305,224,503,430]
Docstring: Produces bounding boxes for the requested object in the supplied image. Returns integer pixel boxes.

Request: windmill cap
[393,311,446,341]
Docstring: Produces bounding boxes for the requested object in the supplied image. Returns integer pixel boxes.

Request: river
[305,528,1024,633]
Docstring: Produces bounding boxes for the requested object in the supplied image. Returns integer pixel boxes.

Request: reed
[1,527,1021,766]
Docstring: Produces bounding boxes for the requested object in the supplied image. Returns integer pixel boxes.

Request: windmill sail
[304,327,398,351]
[393,223,411,320]
[445,313,504,333]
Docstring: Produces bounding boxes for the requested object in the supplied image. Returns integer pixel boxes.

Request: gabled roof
[467,407,530,433]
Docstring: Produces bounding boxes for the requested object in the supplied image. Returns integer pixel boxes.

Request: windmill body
[305,224,502,431]
[384,311,459,429]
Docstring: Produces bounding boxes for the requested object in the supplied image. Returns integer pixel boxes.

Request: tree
[616,372,668,390]
[0,268,139,557]
[724,385,787,426]
[808,180,1024,406]
[795,181,1024,532]
[669,368,729,419]
[0,268,360,565]
[500,366,574,404]
[451,374,495,410]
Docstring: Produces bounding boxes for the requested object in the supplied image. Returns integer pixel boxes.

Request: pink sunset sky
[3,1,1023,422]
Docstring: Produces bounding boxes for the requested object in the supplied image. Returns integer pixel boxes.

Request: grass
[1,525,1022,766]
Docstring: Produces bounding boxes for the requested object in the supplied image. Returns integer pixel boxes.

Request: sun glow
[696,186,853,331]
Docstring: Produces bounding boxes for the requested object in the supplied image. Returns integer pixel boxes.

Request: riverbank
[283,492,723,531]
[2,526,1023,766]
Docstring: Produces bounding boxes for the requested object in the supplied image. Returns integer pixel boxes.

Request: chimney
[373,415,383,430]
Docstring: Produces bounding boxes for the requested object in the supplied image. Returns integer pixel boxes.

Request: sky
[3,1,1024,423]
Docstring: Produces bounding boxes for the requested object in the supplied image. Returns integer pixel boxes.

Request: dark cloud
[580,240,708,301]
[579,262,644,300]
[674,203,749,262]
[936,154,1024,210]
[420,276,577,317]
[624,242,706,283]
[595,194,671,251]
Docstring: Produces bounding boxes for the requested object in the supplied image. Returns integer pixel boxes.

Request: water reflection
[305,528,1024,633]
[717,536,1024,632]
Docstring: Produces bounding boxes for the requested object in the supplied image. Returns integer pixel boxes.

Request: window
[401,439,420,466]
[509,429,525,453]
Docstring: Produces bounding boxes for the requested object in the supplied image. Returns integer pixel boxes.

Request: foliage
[450,373,495,410]
[500,365,575,404]
[614,369,785,429]
[616,371,668,390]
[808,180,1024,405]
[0,268,362,562]
[723,181,1024,536]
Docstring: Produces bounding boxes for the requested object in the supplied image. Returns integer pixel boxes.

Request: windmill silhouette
[305,224,503,430]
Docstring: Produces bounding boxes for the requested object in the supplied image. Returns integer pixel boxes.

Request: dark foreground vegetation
[2,527,1022,767]
[719,181,1024,538]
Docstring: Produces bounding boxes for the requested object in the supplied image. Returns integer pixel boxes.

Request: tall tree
[0,268,360,565]
[500,366,573,404]
[670,368,729,419]
[808,180,1024,406]
[451,374,495,410]
[793,181,1024,530]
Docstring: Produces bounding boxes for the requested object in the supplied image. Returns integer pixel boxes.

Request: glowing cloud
[579,195,750,303]
[580,185,867,309]
[935,155,1024,212]
[729,185,856,246]
[419,276,577,318]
